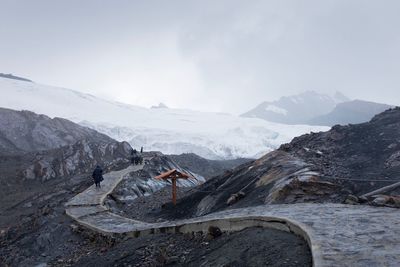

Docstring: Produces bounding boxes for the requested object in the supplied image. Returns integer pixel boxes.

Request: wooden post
[172,177,177,205]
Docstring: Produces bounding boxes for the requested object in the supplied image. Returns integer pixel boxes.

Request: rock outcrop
[106,152,205,205]
[23,140,132,181]
[0,107,112,155]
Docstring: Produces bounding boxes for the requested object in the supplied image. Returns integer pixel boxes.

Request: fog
[1,0,399,113]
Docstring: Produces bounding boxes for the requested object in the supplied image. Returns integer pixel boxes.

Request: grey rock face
[110,152,205,203]
[0,107,112,155]
[0,107,133,182]
[385,151,400,168]
[22,140,132,181]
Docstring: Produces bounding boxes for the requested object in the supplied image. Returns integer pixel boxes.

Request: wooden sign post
[155,169,191,205]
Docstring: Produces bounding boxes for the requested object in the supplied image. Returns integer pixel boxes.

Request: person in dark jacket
[131,149,137,165]
[92,165,103,188]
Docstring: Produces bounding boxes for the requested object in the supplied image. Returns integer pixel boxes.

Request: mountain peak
[242,91,340,124]
[241,90,393,126]
[333,91,350,103]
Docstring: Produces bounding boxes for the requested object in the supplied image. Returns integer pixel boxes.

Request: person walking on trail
[131,149,137,165]
[92,165,104,188]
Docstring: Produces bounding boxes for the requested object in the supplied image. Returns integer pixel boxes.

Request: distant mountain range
[309,100,393,126]
[0,76,327,159]
[241,91,393,126]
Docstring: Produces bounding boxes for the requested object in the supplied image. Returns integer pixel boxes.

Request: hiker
[140,146,143,153]
[131,149,138,165]
[92,165,104,188]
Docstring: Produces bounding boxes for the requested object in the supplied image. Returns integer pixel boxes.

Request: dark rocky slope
[0,108,133,220]
[0,107,112,155]
[285,106,400,194]
[157,107,400,219]
[73,227,311,267]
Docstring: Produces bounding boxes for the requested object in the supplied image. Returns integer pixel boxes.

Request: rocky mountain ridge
[0,107,112,155]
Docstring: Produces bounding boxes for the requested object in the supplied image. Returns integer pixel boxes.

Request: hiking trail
[66,165,400,267]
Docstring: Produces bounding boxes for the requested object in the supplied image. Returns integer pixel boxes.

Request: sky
[1,0,400,114]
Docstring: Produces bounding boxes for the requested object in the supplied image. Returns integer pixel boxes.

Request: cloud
[1,0,400,113]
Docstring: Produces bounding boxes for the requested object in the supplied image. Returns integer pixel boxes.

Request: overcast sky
[1,0,400,114]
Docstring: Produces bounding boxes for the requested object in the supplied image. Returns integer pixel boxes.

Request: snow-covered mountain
[308,100,393,126]
[242,91,350,124]
[0,77,328,159]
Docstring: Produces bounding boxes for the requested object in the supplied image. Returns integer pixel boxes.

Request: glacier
[0,78,329,159]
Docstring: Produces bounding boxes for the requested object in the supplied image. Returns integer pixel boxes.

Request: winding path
[66,165,400,267]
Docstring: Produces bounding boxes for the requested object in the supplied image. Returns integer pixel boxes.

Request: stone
[226,191,246,205]
[207,226,222,239]
[344,194,359,205]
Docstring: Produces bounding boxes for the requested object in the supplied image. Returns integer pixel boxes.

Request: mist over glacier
[1,78,328,159]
